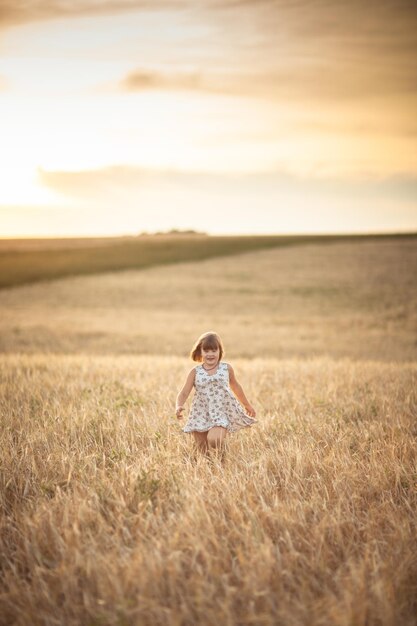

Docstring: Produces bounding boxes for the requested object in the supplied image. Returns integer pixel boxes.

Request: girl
[175,331,257,456]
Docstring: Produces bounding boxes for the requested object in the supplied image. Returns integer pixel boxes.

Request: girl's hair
[190,331,224,362]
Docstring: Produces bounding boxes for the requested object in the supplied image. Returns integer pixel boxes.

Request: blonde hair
[190,331,225,362]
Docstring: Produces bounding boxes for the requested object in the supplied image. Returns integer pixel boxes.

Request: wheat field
[1,237,416,361]
[1,237,417,625]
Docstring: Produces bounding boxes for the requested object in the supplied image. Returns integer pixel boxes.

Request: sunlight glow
[0,167,54,205]
[0,7,415,235]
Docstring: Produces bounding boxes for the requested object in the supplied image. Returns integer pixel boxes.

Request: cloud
[116,0,417,102]
[121,70,204,93]
[208,0,417,100]
[37,165,417,204]
[121,65,417,102]
[0,0,181,28]
[2,1,416,103]
[2,165,413,236]
[37,165,150,199]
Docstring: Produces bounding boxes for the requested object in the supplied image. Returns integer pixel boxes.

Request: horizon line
[1,230,417,241]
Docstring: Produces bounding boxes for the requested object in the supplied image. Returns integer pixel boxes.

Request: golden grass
[0,233,413,290]
[1,354,416,625]
[1,237,416,624]
[0,233,354,289]
[1,238,416,361]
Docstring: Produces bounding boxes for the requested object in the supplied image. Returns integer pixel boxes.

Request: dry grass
[0,354,416,626]
[1,238,416,361]
[0,233,358,289]
[1,237,416,624]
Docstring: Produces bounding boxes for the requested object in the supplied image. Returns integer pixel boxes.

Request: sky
[0,0,416,237]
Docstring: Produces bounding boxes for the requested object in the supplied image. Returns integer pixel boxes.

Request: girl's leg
[207,427,227,454]
[192,431,209,455]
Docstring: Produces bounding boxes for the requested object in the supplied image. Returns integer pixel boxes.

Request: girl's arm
[228,364,256,417]
[175,368,196,418]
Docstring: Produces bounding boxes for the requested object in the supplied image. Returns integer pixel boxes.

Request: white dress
[182,362,257,433]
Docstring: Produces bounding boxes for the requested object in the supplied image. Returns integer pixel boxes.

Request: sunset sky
[0,0,416,236]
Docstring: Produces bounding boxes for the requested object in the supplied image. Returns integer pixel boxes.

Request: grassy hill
[1,236,416,361]
[1,232,414,289]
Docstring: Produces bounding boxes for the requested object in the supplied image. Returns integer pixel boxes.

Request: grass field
[1,235,416,625]
[0,233,319,289]
[0,233,413,289]
[1,236,416,361]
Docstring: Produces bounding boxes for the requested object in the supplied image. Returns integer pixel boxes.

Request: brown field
[1,236,417,625]
[0,237,416,361]
[0,233,359,289]
[0,233,412,290]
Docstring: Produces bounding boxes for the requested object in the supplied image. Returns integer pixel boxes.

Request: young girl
[175,331,257,455]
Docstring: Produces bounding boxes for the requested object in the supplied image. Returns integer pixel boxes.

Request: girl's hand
[245,404,256,417]
[176,406,185,419]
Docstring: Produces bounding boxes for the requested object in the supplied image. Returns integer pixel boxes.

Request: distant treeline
[0,232,415,289]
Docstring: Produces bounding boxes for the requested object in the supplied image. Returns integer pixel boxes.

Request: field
[0,233,365,290]
[0,233,410,290]
[1,236,416,625]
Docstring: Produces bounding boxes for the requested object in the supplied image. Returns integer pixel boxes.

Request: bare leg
[207,426,227,462]
[192,431,209,456]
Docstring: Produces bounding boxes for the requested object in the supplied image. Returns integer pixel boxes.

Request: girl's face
[201,345,220,368]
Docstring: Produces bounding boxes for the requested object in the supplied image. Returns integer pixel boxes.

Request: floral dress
[182,362,257,433]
